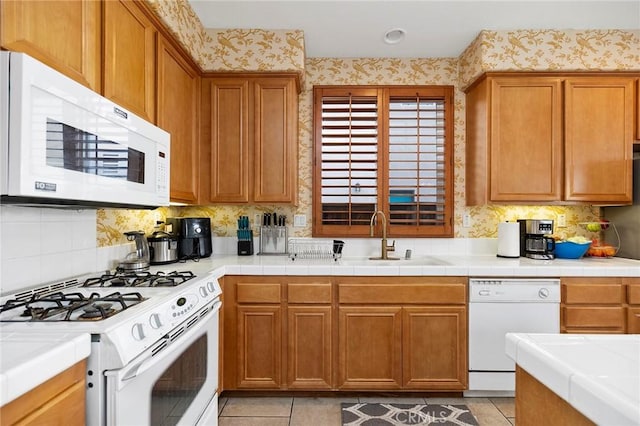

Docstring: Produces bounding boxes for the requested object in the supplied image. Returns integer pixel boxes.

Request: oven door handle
[114,301,221,384]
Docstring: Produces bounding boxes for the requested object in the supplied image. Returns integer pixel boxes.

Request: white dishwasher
[465,277,560,397]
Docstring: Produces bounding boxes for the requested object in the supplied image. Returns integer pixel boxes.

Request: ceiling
[188,0,640,58]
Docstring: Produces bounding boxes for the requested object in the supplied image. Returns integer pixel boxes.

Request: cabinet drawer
[562,279,624,304]
[627,284,640,305]
[288,282,332,304]
[338,283,466,305]
[562,306,625,330]
[237,283,281,303]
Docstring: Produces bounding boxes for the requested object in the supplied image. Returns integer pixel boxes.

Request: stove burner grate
[81,271,195,288]
[1,291,147,322]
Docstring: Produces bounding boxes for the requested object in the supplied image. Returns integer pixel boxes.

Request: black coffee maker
[166,217,213,260]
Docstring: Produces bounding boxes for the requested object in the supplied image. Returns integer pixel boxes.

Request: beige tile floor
[218,395,515,425]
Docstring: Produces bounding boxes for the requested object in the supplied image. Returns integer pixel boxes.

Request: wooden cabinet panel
[338,306,402,389]
[627,308,640,334]
[562,278,625,304]
[402,307,467,389]
[1,0,101,91]
[287,306,332,389]
[625,278,640,304]
[237,282,281,304]
[157,36,200,204]
[253,78,298,203]
[564,77,634,203]
[488,77,563,201]
[636,79,640,141]
[562,306,626,333]
[288,282,332,304]
[103,0,156,122]
[237,306,282,388]
[0,360,86,425]
[202,78,250,202]
[338,282,466,305]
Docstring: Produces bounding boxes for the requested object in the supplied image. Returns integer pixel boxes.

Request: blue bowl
[554,241,591,259]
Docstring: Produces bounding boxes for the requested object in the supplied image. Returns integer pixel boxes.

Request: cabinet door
[237,305,282,388]
[157,37,200,204]
[338,306,402,390]
[253,78,298,203]
[402,307,467,390]
[0,0,100,91]
[628,308,640,334]
[287,306,332,389]
[103,0,156,122]
[489,77,563,201]
[564,77,635,203]
[203,78,250,203]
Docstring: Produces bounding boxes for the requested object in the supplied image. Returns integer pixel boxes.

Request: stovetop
[0,290,147,322]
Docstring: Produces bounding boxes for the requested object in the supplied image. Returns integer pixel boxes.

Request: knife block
[237,232,254,256]
[259,226,288,255]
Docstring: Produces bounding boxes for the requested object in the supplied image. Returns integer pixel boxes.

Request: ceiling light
[383,28,406,45]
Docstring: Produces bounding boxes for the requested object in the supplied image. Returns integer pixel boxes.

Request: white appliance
[0,51,170,209]
[466,277,560,397]
[0,268,221,426]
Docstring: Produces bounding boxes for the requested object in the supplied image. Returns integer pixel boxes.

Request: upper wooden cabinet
[564,77,635,203]
[156,36,200,204]
[0,0,101,91]
[466,73,637,205]
[201,75,299,204]
[103,0,156,123]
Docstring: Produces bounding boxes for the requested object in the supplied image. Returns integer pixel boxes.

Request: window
[313,86,454,237]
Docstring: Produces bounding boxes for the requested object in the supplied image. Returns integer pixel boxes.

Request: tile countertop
[182,254,640,277]
[505,333,640,426]
[0,331,90,406]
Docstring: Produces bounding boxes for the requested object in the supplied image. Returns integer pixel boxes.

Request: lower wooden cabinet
[339,306,403,390]
[288,306,332,389]
[237,305,282,389]
[561,277,640,334]
[0,360,86,425]
[626,278,640,333]
[222,275,467,392]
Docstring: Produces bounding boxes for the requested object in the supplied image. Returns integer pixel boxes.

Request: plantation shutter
[313,86,453,237]
[318,92,379,228]
[388,96,447,227]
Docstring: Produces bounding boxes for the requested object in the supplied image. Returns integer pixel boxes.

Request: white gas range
[0,266,222,426]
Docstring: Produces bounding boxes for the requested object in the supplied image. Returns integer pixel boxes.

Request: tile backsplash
[0,206,130,295]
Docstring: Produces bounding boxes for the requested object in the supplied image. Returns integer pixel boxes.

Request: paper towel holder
[497,221,521,258]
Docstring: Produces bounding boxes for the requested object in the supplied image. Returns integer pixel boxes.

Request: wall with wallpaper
[96,0,639,247]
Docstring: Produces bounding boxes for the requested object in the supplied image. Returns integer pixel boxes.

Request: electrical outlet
[254,214,261,228]
[463,214,471,228]
[557,214,566,228]
[293,214,307,227]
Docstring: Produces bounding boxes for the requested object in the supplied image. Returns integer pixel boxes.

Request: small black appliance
[166,217,213,260]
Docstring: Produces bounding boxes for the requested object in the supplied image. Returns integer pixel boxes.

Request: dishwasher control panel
[469,278,560,302]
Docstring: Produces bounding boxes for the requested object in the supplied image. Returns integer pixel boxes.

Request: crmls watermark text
[393,409,452,424]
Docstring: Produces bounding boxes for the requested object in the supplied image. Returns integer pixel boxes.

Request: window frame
[312,85,454,238]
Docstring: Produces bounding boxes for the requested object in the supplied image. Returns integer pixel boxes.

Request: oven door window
[151,334,207,425]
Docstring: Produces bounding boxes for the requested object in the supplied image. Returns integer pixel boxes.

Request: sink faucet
[369,211,398,260]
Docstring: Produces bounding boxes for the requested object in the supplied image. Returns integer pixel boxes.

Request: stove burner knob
[199,286,208,298]
[149,313,163,329]
[206,281,216,293]
[131,323,146,341]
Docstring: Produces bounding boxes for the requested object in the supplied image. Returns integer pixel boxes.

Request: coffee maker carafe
[518,219,555,260]
[166,217,213,260]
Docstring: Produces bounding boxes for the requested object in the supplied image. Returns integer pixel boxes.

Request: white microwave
[0,51,170,209]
